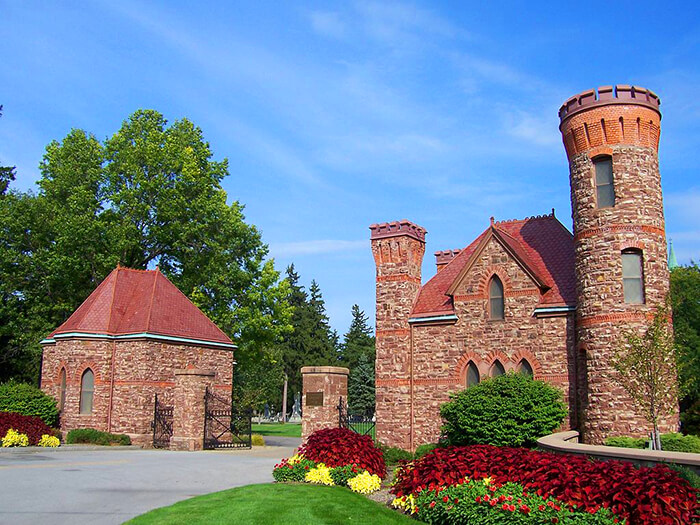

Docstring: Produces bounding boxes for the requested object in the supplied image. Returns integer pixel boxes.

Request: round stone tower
[559,85,677,443]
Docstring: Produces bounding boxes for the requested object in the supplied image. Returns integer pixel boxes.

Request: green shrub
[605,436,646,449]
[251,434,265,446]
[378,444,413,465]
[605,433,700,453]
[681,400,700,436]
[0,381,59,427]
[413,443,438,459]
[440,372,567,447]
[329,464,360,487]
[66,428,131,446]
[668,463,700,492]
[660,432,700,453]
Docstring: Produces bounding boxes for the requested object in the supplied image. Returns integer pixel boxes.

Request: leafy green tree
[232,347,285,411]
[0,109,291,383]
[612,303,683,449]
[670,263,700,434]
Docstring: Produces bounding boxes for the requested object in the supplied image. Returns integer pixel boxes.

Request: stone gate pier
[301,366,349,441]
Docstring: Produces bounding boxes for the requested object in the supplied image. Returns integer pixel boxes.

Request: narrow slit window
[594,156,615,208]
[489,276,504,320]
[517,359,533,377]
[466,361,480,387]
[490,360,505,377]
[59,368,67,411]
[622,250,645,304]
[80,369,94,415]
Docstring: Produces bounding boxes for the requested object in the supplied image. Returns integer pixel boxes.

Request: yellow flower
[38,434,60,448]
[2,428,29,447]
[305,463,334,486]
[347,471,382,494]
[483,476,493,486]
[287,453,304,465]
[392,494,418,514]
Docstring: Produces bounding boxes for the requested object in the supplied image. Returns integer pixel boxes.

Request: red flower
[551,519,559,524]
[484,495,490,502]
[539,505,546,511]
[502,504,509,510]
[520,505,530,514]
[490,500,497,507]
[443,496,449,503]
[454,498,459,504]
[429,501,436,508]
[475,497,481,503]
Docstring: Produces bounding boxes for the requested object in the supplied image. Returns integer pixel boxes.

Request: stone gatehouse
[371,84,679,450]
[40,266,235,448]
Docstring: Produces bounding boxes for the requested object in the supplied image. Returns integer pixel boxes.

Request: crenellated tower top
[559,85,662,159]
[369,220,427,242]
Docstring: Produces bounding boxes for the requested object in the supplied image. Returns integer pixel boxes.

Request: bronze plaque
[306,392,324,407]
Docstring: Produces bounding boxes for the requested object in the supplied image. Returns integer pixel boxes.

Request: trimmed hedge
[0,382,59,427]
[66,428,131,446]
[0,411,55,445]
[440,372,567,447]
[605,432,700,453]
[391,444,699,525]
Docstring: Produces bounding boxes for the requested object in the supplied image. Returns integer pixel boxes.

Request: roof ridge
[145,269,159,333]
[493,209,556,226]
[105,267,119,333]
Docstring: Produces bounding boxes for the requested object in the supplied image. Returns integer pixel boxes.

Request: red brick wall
[41,338,233,445]
[408,238,574,446]
[301,366,349,441]
[562,99,678,443]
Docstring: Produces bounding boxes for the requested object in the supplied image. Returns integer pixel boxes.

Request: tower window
[489,275,504,320]
[490,360,506,377]
[594,156,615,208]
[59,368,67,411]
[80,368,94,415]
[622,250,645,304]
[466,361,480,387]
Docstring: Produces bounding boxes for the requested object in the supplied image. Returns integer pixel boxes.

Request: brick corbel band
[574,224,665,242]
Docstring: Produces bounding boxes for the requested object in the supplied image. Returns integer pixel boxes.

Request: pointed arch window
[80,369,94,415]
[466,361,480,387]
[594,156,615,208]
[490,360,505,377]
[59,368,67,411]
[489,275,504,320]
[517,359,533,377]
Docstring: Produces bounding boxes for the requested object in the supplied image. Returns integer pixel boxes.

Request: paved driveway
[0,437,300,525]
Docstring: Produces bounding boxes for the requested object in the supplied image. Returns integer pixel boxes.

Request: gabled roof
[411,213,575,318]
[43,267,235,348]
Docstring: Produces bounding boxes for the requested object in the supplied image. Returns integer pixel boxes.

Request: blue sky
[2,1,698,335]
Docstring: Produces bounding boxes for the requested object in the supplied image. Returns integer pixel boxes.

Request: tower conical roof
[43,267,235,348]
[669,240,679,269]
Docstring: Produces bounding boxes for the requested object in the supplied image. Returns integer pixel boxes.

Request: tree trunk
[281,374,288,424]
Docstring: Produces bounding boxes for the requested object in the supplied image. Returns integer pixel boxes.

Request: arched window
[490,360,505,377]
[594,156,615,208]
[517,359,533,377]
[622,249,645,304]
[59,368,67,411]
[80,369,94,415]
[489,276,504,320]
[466,361,480,387]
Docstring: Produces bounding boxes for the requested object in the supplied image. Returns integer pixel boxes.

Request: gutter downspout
[409,323,414,452]
[107,340,116,433]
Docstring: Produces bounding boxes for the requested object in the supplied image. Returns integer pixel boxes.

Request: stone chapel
[371,85,679,450]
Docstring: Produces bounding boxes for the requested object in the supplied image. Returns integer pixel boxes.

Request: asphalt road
[0,437,300,525]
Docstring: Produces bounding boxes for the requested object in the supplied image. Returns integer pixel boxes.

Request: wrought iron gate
[151,394,173,448]
[338,397,375,439]
[203,387,252,449]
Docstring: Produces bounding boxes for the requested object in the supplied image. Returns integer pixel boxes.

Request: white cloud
[309,11,346,39]
[270,240,367,257]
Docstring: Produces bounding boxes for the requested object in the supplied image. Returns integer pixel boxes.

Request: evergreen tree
[341,305,376,414]
[348,352,375,415]
[278,267,338,409]
[340,305,375,370]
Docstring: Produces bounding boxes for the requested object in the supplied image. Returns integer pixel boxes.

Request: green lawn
[126,483,417,525]
[251,422,302,437]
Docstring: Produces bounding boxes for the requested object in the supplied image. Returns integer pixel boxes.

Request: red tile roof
[47,267,234,346]
[411,214,575,317]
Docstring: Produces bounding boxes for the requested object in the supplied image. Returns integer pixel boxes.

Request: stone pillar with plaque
[300,366,349,441]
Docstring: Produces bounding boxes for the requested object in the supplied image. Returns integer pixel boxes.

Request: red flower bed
[299,428,386,478]
[392,444,699,525]
[0,411,54,445]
